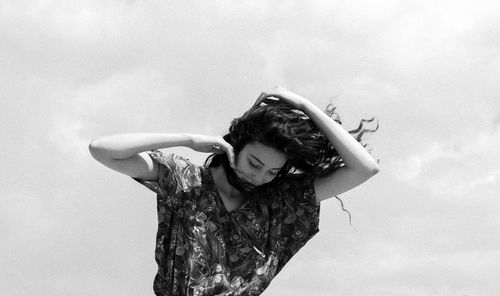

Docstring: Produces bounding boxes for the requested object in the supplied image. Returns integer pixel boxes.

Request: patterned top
[133,151,321,296]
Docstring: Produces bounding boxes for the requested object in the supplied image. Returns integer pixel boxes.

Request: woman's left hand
[253,86,310,110]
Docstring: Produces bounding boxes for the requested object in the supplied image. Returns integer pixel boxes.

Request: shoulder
[266,173,317,205]
[149,151,198,171]
[280,173,315,190]
[149,151,203,189]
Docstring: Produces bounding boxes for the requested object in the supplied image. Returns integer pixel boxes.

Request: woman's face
[233,141,287,190]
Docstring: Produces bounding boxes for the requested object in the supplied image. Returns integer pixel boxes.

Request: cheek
[234,157,250,176]
[235,154,251,171]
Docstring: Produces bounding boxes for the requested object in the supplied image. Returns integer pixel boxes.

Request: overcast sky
[1,1,499,295]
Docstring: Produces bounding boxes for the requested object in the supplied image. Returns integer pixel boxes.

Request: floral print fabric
[133,150,320,296]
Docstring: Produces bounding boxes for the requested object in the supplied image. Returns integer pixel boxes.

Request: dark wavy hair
[205,97,378,223]
[219,98,378,179]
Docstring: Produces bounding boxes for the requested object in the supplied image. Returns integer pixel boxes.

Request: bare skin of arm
[89,133,235,181]
[258,87,380,202]
[301,100,380,201]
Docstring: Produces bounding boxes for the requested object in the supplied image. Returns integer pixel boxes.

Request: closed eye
[249,160,260,168]
[249,160,279,176]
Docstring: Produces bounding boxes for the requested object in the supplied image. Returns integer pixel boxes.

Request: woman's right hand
[191,135,236,168]
[254,86,309,110]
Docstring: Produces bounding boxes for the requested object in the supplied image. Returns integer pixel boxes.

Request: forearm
[89,133,194,160]
[301,101,379,174]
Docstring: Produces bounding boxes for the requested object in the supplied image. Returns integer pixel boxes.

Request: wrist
[299,99,317,114]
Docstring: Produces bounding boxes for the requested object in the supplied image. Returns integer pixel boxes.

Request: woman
[89,87,379,296]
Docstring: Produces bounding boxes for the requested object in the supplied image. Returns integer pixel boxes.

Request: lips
[232,169,257,191]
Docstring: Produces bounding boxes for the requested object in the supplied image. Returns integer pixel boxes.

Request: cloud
[494,113,500,128]
[392,143,447,182]
[2,1,500,296]
[1,192,55,245]
[428,171,499,197]
[43,68,189,166]
[309,235,500,296]
[391,126,500,194]
[48,118,88,165]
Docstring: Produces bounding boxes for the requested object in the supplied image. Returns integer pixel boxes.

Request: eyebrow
[249,154,282,171]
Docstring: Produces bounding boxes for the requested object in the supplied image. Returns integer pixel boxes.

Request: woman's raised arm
[259,87,380,202]
[89,133,235,180]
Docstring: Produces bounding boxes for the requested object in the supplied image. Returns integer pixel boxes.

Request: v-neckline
[204,166,250,214]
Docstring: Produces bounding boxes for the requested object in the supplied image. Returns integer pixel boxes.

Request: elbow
[88,138,99,153]
[365,163,380,178]
[88,139,107,161]
[357,162,380,179]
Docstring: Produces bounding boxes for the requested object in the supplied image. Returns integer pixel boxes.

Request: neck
[212,165,242,197]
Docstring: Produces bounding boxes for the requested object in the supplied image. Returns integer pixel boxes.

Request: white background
[1,1,499,295]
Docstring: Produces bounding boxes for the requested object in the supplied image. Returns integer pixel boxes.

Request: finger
[211,144,223,154]
[265,86,285,97]
[257,91,280,103]
[224,143,236,168]
[264,92,284,100]
[253,92,267,106]
[258,90,281,101]
[260,97,281,106]
[228,145,236,168]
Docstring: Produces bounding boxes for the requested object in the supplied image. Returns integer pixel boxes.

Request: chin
[242,179,257,189]
[242,184,256,192]
[241,177,259,190]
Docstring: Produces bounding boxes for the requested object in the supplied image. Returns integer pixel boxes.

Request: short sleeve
[280,174,320,238]
[132,150,200,199]
[271,174,321,274]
